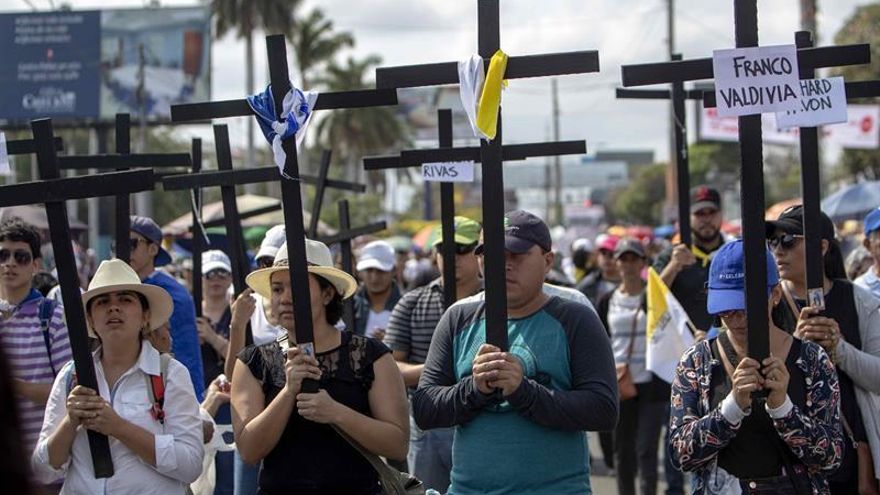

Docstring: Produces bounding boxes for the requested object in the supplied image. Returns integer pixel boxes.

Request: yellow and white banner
[646,267,696,383]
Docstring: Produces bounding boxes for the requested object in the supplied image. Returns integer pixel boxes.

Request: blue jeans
[233,450,260,495]
[407,415,453,493]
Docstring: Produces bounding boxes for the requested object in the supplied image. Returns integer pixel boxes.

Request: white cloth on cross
[458,55,487,140]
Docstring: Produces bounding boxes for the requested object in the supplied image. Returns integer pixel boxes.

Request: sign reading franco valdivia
[0,7,211,125]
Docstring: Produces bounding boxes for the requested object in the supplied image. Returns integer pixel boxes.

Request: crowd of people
[1,184,880,494]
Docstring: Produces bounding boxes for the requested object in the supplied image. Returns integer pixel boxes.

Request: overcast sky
[1,0,876,163]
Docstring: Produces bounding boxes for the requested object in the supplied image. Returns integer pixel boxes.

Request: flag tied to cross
[646,267,696,383]
[247,83,318,174]
[458,50,508,140]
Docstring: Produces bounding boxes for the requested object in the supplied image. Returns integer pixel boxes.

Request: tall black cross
[616,54,708,246]
[365,109,587,309]
[57,114,192,262]
[5,136,63,156]
[0,119,158,478]
[191,138,206,318]
[172,35,397,389]
[374,0,599,349]
[621,1,870,362]
[315,199,388,331]
[701,36,879,312]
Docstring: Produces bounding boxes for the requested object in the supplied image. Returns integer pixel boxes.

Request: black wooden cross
[316,199,389,332]
[0,119,158,478]
[374,0,599,349]
[616,54,708,246]
[172,35,397,390]
[621,1,870,362]
[57,114,192,263]
[701,33,879,312]
[5,136,63,156]
[365,109,586,309]
[190,138,206,318]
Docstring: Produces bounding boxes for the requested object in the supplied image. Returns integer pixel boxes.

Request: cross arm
[615,88,707,100]
[365,140,585,170]
[199,202,282,229]
[58,153,192,170]
[6,137,63,155]
[317,221,387,245]
[376,51,600,89]
[622,44,870,87]
[0,169,155,207]
[161,166,366,192]
[170,89,399,123]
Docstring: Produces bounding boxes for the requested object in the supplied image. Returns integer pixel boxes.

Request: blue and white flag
[247,84,318,175]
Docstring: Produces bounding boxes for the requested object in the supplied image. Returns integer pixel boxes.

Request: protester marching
[3,1,880,495]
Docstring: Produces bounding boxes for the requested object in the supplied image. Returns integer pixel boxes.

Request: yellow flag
[646,267,696,382]
[475,49,508,140]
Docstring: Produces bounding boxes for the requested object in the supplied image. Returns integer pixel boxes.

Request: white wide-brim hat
[246,239,357,300]
[82,259,174,331]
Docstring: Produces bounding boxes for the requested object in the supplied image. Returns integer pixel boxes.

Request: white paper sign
[422,161,475,182]
[699,105,880,149]
[713,44,801,117]
[0,132,9,176]
[775,77,848,129]
[830,104,880,149]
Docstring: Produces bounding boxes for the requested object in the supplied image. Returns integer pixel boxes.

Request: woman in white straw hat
[231,240,408,494]
[32,259,204,494]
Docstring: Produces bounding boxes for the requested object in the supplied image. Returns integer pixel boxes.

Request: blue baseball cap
[865,207,880,236]
[130,215,172,267]
[706,240,779,315]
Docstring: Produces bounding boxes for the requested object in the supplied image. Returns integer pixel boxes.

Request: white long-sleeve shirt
[32,341,204,494]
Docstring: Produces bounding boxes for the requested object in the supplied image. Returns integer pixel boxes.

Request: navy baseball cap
[475,210,551,255]
[707,240,779,315]
[765,204,835,241]
[130,215,172,267]
[865,207,880,236]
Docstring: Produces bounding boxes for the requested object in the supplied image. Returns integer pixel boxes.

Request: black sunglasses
[0,248,33,265]
[204,269,231,280]
[436,242,478,255]
[111,238,151,253]
[767,233,804,250]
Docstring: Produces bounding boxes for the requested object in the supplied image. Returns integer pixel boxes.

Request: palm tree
[291,8,354,90]
[211,0,299,191]
[314,55,409,187]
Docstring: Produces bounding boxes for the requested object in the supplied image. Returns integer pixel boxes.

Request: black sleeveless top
[239,331,390,495]
[772,279,867,481]
[709,336,807,479]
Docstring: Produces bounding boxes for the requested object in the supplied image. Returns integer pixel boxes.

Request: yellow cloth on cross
[646,267,696,383]
[475,49,508,140]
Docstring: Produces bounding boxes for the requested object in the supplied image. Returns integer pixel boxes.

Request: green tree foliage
[833,4,880,181]
[291,8,354,90]
[609,163,668,225]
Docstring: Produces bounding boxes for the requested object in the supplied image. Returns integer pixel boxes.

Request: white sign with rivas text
[713,44,801,117]
[775,77,848,129]
[422,161,475,182]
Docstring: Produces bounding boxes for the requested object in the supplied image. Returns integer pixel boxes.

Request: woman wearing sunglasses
[669,240,843,494]
[767,205,880,494]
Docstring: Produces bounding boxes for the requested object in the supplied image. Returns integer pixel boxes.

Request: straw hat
[82,259,173,331]
[246,239,357,300]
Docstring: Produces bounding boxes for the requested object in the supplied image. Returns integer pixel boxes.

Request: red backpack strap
[145,353,171,425]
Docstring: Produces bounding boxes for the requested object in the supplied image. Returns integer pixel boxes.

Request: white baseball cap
[202,250,232,275]
[356,240,396,272]
[255,225,286,261]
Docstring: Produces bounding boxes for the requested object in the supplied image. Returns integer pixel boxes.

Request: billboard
[0,7,211,125]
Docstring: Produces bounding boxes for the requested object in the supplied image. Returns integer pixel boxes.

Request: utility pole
[552,78,562,225]
[800,0,818,37]
[665,0,678,223]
